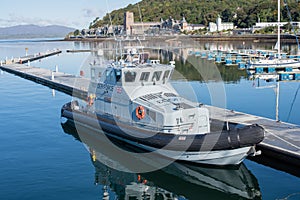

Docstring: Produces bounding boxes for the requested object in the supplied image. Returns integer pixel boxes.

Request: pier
[191,49,300,71]
[2,49,62,65]
[0,63,89,99]
[192,49,261,67]
[66,49,92,53]
[0,51,300,176]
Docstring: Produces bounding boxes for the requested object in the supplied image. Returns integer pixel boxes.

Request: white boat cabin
[87,57,210,135]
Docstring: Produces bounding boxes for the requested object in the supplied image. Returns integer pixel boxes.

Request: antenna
[277,0,281,59]
[105,0,123,62]
[105,0,117,41]
[137,3,145,39]
[283,0,300,51]
[136,3,145,58]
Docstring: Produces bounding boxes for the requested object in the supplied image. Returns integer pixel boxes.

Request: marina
[279,70,300,81]
[1,39,300,199]
[190,49,300,69]
[1,50,300,170]
[2,0,300,198]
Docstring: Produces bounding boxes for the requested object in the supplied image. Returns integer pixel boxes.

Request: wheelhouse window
[140,72,150,81]
[114,69,122,82]
[124,71,137,82]
[163,70,170,81]
[152,71,162,82]
[104,69,115,84]
[91,68,95,78]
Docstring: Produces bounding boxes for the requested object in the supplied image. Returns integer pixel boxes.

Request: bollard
[27,60,30,66]
[52,89,56,97]
[55,65,58,72]
[169,61,175,66]
[51,71,54,80]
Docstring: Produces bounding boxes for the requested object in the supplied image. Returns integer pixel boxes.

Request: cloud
[0,13,85,29]
[1,13,60,26]
[82,8,104,18]
[0,7,106,29]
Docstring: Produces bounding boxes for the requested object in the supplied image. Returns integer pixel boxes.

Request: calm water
[0,39,300,200]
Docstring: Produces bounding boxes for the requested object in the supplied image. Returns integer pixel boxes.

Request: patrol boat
[61,48,264,166]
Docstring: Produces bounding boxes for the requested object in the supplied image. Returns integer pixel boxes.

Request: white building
[209,15,234,32]
[124,11,161,35]
[253,21,300,31]
[180,16,206,32]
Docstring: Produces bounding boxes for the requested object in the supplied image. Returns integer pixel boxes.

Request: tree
[87,0,299,29]
[73,29,80,36]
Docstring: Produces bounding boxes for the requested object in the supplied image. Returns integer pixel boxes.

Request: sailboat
[247,0,300,71]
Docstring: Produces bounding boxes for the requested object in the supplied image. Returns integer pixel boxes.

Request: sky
[0,0,141,29]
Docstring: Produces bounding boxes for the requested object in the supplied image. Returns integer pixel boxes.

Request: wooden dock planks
[0,63,89,99]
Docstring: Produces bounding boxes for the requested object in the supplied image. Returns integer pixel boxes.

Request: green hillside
[90,0,300,29]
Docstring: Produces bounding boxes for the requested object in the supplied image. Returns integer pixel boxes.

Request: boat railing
[133,121,197,134]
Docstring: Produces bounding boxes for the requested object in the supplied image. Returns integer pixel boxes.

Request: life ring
[87,95,94,106]
[136,105,145,120]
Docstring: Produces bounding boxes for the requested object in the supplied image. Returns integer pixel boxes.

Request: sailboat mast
[276,0,280,122]
[276,81,280,121]
[278,0,281,59]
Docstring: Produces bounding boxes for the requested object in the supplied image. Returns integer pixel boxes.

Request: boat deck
[1,51,300,175]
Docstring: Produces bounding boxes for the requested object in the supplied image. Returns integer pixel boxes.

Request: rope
[283,0,300,51]
[286,83,300,122]
[265,129,300,151]
[276,192,300,200]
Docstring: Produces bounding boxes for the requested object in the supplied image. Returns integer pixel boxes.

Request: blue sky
[0,0,141,29]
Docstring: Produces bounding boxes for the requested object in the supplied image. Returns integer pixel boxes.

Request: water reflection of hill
[82,41,247,83]
[61,120,261,200]
[173,55,247,83]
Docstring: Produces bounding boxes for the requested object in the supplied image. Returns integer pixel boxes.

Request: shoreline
[1,34,298,44]
[63,34,300,43]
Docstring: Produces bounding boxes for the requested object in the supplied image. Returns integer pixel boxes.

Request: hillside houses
[70,11,300,38]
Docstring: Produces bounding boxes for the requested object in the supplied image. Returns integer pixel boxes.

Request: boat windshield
[115,69,122,82]
[124,71,137,82]
[163,70,170,81]
[140,72,150,81]
[152,71,162,81]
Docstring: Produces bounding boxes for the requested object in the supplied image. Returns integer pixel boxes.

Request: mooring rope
[286,83,300,122]
[264,129,300,151]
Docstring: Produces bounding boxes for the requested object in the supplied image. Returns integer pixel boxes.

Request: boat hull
[61,102,264,165]
[133,142,253,165]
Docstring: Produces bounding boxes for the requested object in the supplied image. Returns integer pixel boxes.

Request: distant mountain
[0,24,75,39]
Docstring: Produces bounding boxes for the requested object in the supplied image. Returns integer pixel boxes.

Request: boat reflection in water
[61,119,261,200]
